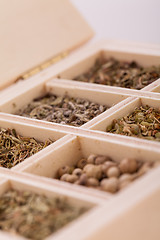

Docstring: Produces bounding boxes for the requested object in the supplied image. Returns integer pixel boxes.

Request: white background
[71,0,160,45]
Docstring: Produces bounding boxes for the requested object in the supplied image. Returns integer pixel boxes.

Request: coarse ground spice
[16,94,108,127]
[74,57,160,89]
[0,190,88,240]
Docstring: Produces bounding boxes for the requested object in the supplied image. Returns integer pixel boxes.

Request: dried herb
[0,128,52,168]
[16,94,108,127]
[0,190,87,240]
[106,105,160,141]
[57,154,159,193]
[74,57,160,89]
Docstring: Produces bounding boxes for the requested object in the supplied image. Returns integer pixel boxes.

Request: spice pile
[16,94,108,127]
[0,128,52,168]
[57,154,158,193]
[74,57,160,89]
[0,190,87,240]
[106,105,160,142]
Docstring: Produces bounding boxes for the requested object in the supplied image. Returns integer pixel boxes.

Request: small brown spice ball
[119,158,138,174]
[87,178,99,187]
[84,164,102,179]
[100,177,119,193]
[102,161,117,174]
[78,173,88,185]
[87,154,97,164]
[95,155,107,165]
[60,173,70,182]
[58,166,72,178]
[119,173,133,183]
[107,166,120,178]
[77,158,87,169]
[65,174,78,183]
[72,168,83,177]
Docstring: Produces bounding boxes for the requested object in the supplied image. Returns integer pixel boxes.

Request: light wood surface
[0,0,93,89]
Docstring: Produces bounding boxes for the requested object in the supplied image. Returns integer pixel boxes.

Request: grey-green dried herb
[57,154,159,193]
[0,128,52,168]
[74,57,160,89]
[16,94,108,127]
[106,105,160,141]
[0,190,87,240]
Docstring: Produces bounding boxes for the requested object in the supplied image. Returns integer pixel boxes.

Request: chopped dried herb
[16,94,108,127]
[74,57,160,89]
[0,190,88,240]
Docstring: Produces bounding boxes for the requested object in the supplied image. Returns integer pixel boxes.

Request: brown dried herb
[16,94,108,127]
[0,128,52,168]
[74,57,160,89]
[106,105,160,141]
[0,190,87,240]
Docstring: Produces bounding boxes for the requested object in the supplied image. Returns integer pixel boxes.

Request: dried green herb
[0,128,52,168]
[106,105,160,141]
[74,57,160,89]
[0,190,87,240]
[16,94,108,127]
[57,154,159,193]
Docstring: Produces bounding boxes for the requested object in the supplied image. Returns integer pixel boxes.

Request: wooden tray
[0,22,160,240]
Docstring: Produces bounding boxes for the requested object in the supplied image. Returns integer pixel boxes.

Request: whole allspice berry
[65,174,78,183]
[58,166,72,178]
[84,164,102,180]
[95,155,107,165]
[87,178,99,187]
[119,158,138,174]
[78,173,88,185]
[100,177,119,193]
[107,166,120,178]
[87,154,97,164]
[72,168,83,177]
[77,158,87,169]
[102,161,116,174]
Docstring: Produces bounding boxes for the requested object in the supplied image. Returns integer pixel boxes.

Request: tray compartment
[56,45,160,91]
[0,173,98,240]
[0,116,68,170]
[89,96,160,143]
[16,133,160,198]
[0,80,129,128]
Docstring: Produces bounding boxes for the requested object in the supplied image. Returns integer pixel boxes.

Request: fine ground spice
[106,105,160,142]
[56,154,159,194]
[16,94,108,127]
[0,128,52,168]
[74,57,160,89]
[0,190,88,240]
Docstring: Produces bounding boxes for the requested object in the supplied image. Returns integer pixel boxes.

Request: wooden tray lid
[0,0,94,90]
